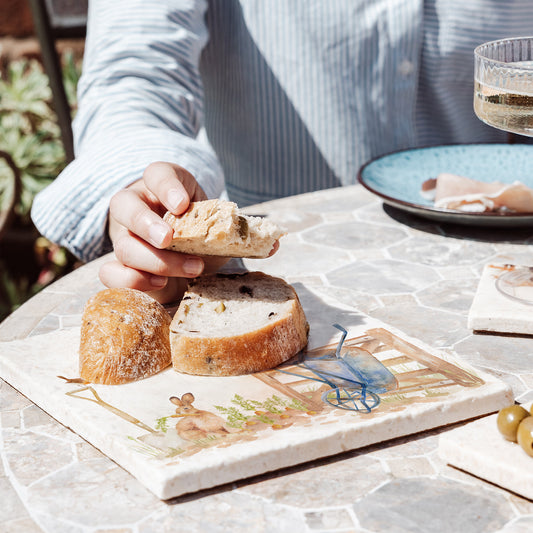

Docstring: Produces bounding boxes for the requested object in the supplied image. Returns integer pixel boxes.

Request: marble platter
[0,286,513,500]
[438,405,533,501]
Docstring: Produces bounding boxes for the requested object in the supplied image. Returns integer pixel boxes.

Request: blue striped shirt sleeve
[31,0,224,262]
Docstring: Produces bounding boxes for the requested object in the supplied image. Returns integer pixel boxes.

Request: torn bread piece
[421,173,533,213]
[164,199,286,258]
[170,272,309,376]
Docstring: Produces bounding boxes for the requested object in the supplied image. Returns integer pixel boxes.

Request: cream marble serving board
[468,263,533,335]
[438,405,533,500]
[0,291,512,500]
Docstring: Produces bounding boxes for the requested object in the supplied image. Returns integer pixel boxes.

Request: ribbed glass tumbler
[474,37,533,136]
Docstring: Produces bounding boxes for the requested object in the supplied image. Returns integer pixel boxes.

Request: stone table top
[2,184,533,533]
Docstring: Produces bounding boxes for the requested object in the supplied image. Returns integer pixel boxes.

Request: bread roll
[79,288,172,384]
[164,199,285,258]
[170,272,309,376]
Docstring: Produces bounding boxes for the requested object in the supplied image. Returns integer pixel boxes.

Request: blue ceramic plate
[358,144,533,226]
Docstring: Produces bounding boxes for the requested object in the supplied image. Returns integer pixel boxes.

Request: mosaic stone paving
[2,185,533,532]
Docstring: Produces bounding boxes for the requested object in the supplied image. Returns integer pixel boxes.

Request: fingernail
[183,258,203,276]
[149,223,169,246]
[168,189,187,212]
[150,275,168,288]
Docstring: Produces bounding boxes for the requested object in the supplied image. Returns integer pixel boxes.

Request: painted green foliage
[215,393,309,428]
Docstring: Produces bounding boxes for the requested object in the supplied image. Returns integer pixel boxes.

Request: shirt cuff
[31,129,225,263]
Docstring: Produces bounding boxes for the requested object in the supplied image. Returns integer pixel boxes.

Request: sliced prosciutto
[420,173,533,213]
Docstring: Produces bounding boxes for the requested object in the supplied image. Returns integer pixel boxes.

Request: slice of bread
[79,288,172,384]
[163,199,285,258]
[169,272,309,376]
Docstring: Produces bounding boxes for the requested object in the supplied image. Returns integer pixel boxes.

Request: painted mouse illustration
[170,393,239,441]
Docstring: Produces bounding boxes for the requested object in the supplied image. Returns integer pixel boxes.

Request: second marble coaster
[468,263,533,335]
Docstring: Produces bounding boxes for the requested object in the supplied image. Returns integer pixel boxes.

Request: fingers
[109,187,174,249]
[99,260,169,293]
[142,162,207,215]
[100,240,204,291]
[109,162,208,250]
[99,255,231,303]
[99,261,188,304]
[112,231,204,279]
[147,277,190,305]
[103,161,212,302]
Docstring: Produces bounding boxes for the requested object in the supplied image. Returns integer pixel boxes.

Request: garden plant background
[0,50,82,321]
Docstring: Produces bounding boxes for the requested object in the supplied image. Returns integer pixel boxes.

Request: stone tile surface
[352,477,513,533]
[327,259,439,295]
[416,278,479,314]
[26,459,160,528]
[3,429,75,486]
[251,237,354,278]
[301,221,409,250]
[1,518,44,533]
[388,236,497,267]
[1,184,533,532]
[370,302,469,348]
[0,477,29,522]
[304,508,355,530]
[386,456,435,478]
[238,453,391,508]
[455,334,533,374]
[138,490,307,533]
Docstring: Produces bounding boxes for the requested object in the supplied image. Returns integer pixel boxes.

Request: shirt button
[398,59,414,76]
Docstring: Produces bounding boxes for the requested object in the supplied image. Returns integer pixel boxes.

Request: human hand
[99,162,224,303]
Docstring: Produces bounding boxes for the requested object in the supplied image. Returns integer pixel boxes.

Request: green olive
[496,405,530,442]
[517,417,533,457]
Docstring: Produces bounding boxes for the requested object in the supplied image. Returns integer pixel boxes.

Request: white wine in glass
[474,37,533,137]
[474,37,533,304]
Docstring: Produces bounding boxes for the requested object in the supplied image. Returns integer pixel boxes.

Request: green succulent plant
[0,52,82,320]
[0,58,71,223]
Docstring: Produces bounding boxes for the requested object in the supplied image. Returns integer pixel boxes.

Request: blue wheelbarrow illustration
[277,324,398,413]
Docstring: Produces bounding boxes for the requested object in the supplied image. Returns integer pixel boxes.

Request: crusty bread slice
[169,272,309,376]
[79,288,172,384]
[163,199,285,258]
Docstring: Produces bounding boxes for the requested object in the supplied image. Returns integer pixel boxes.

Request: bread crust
[170,273,309,376]
[79,288,172,384]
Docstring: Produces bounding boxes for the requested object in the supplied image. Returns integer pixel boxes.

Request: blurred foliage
[0,51,82,321]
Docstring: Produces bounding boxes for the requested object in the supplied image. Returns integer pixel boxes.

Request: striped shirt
[31,0,533,262]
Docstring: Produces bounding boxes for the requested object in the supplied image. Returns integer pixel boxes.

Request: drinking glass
[474,37,533,301]
[474,37,533,137]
